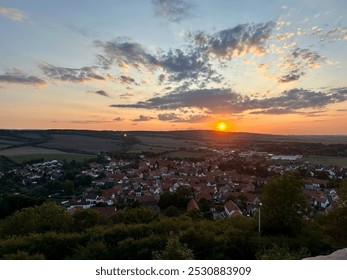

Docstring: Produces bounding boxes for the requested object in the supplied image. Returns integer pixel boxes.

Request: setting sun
[217,122,227,131]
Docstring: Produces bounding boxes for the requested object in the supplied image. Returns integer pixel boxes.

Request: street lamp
[258,202,262,249]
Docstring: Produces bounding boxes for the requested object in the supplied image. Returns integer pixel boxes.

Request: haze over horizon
[1,0,346,135]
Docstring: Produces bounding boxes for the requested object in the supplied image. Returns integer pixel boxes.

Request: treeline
[0,203,344,260]
[0,156,16,171]
[251,142,347,157]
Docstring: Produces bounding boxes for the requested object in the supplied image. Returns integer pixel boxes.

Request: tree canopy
[261,173,306,236]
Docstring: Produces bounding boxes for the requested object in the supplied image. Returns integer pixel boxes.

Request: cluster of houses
[2,160,63,185]
[1,149,345,219]
[61,151,344,218]
[303,178,340,211]
[63,155,264,218]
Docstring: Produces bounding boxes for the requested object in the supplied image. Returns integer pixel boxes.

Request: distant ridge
[127,130,347,144]
[1,129,347,146]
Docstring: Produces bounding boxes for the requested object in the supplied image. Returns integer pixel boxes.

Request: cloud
[302,110,327,118]
[295,26,347,42]
[96,37,220,87]
[93,90,111,97]
[249,108,297,115]
[250,109,327,117]
[290,47,326,68]
[331,87,347,101]
[278,70,304,83]
[95,21,334,91]
[0,5,26,21]
[157,112,210,123]
[175,114,211,123]
[111,88,240,112]
[193,21,275,59]
[278,47,326,83]
[157,113,181,121]
[256,63,269,71]
[0,69,47,86]
[312,26,347,42]
[114,117,123,121]
[152,0,193,23]
[95,39,158,71]
[250,88,347,114]
[275,32,295,41]
[132,115,155,122]
[95,21,275,89]
[111,87,347,115]
[158,48,220,84]
[39,62,105,82]
[119,75,138,85]
[120,93,134,99]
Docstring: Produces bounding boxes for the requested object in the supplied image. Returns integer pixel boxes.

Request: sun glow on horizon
[217,122,227,131]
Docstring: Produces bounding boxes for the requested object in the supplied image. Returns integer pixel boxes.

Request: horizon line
[1,128,347,137]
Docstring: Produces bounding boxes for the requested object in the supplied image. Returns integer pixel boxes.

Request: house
[195,192,212,202]
[224,200,242,217]
[187,198,200,211]
[327,189,339,203]
[67,200,95,210]
[314,195,330,209]
[84,194,99,203]
[304,178,328,190]
[303,189,330,209]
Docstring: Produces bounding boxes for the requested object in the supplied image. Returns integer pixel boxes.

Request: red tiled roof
[224,200,240,212]
[231,192,260,203]
[304,178,329,185]
[195,193,212,201]
[187,198,200,211]
[230,210,243,217]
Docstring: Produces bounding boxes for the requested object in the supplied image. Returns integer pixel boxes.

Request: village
[1,147,345,221]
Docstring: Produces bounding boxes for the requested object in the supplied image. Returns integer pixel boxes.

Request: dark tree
[261,173,306,236]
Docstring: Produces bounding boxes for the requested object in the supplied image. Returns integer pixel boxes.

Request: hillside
[1,130,347,160]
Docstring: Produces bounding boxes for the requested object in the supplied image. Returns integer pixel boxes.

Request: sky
[0,0,346,135]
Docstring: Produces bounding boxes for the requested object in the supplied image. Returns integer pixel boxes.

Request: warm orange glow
[217,122,227,131]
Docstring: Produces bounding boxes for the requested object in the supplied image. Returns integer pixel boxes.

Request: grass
[164,151,206,159]
[9,153,96,164]
[304,155,347,168]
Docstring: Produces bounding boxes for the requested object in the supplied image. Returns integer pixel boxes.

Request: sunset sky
[1,0,346,134]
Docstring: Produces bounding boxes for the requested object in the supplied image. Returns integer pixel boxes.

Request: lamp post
[258,202,262,250]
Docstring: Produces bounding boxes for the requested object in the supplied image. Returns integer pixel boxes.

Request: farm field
[0,146,95,163]
[0,130,126,154]
[127,134,199,153]
[164,151,206,159]
[9,153,95,163]
[127,144,171,153]
[1,129,347,160]
[304,156,347,168]
[0,146,68,156]
[42,134,123,153]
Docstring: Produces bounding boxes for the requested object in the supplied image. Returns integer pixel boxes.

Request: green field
[9,153,96,163]
[164,151,206,159]
[305,156,347,168]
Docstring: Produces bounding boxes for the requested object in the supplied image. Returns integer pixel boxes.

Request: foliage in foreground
[0,205,344,260]
[0,175,347,260]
